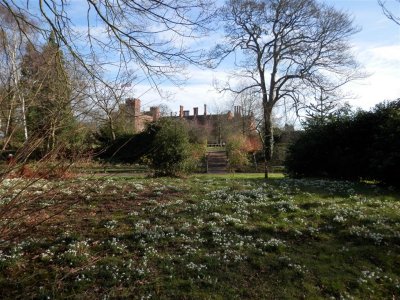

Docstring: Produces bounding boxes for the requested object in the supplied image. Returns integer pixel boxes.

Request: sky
[130,0,400,119]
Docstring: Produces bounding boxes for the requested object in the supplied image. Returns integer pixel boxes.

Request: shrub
[95,130,156,163]
[147,119,193,176]
[226,135,250,172]
[95,119,205,175]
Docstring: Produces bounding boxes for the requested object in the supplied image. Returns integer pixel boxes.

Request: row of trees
[286,100,400,187]
[0,10,144,160]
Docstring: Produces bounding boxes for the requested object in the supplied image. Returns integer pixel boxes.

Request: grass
[72,163,151,174]
[206,146,226,152]
[0,174,399,298]
[194,173,284,179]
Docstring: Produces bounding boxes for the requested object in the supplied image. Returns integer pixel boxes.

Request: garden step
[207,150,228,173]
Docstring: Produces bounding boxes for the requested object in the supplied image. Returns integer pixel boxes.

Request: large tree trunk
[263,103,274,179]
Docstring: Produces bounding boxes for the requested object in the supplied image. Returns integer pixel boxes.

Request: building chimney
[193,107,198,117]
[179,105,184,118]
[234,106,242,117]
[204,104,207,116]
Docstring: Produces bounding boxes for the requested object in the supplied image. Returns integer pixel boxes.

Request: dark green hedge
[285,100,400,187]
[95,126,157,163]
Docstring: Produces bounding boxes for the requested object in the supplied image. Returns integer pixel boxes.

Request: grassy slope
[0,174,399,299]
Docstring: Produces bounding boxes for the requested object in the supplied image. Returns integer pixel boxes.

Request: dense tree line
[285,100,400,187]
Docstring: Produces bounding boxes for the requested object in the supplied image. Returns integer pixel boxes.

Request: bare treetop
[0,0,216,81]
[212,0,361,102]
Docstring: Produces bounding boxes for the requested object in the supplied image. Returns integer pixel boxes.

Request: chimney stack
[179,105,183,118]
[234,106,242,117]
[193,107,198,117]
[204,104,207,116]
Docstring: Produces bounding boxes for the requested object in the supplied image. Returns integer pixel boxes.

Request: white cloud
[130,68,232,114]
[345,44,400,109]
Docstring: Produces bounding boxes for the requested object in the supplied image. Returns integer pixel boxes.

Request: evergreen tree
[304,90,338,127]
[21,32,76,156]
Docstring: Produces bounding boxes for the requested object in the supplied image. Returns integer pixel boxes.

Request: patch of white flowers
[349,225,385,245]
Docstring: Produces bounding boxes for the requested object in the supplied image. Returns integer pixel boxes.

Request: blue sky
[131,0,399,119]
[320,0,400,105]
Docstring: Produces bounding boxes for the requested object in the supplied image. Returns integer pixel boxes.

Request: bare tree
[0,7,32,147]
[159,104,173,117]
[90,73,136,141]
[210,0,362,178]
[378,0,400,25]
[0,0,215,83]
[230,83,263,136]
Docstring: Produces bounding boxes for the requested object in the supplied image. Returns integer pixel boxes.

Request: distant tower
[150,106,160,121]
[126,98,142,131]
[126,98,141,116]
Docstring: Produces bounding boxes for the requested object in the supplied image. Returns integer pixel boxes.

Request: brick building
[124,98,258,145]
[124,98,160,132]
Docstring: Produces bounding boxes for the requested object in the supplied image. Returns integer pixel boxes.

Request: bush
[226,135,250,172]
[285,99,400,187]
[95,130,156,163]
[95,119,205,176]
[366,100,400,186]
[147,119,193,176]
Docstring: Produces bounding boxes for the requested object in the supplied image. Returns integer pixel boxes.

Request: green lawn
[0,174,399,298]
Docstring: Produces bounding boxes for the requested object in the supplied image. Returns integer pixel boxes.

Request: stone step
[206,150,228,173]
